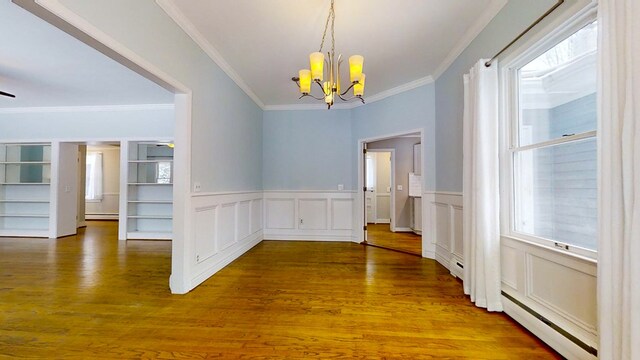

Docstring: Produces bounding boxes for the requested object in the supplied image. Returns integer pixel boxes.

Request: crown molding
[432,0,508,80]
[0,103,174,114]
[155,0,265,110]
[363,76,434,105]
[264,75,434,111]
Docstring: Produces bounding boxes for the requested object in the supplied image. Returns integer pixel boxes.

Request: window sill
[500,233,597,264]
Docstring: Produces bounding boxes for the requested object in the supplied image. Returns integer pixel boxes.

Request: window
[507,21,598,255]
[85,152,103,201]
[157,161,172,184]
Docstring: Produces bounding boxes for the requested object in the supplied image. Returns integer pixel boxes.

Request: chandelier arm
[299,93,326,101]
[314,80,328,95]
[337,94,366,104]
[339,81,358,97]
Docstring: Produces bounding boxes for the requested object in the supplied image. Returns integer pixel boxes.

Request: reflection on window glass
[514,138,597,250]
[519,22,597,146]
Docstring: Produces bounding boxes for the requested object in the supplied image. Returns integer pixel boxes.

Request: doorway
[362,133,423,256]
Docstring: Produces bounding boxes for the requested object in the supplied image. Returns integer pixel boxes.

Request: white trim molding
[432,0,508,80]
[0,103,174,114]
[264,76,434,111]
[423,191,463,274]
[155,0,265,109]
[190,191,264,289]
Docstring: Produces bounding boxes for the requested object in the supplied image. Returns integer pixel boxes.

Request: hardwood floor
[0,221,560,359]
[366,223,422,255]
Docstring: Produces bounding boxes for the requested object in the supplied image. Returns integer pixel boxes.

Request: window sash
[501,9,599,260]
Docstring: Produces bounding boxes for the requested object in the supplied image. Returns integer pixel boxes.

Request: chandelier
[291,0,366,109]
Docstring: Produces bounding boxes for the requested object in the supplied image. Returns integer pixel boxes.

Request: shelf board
[0,213,49,218]
[0,199,50,203]
[0,182,50,185]
[128,215,172,219]
[128,200,172,204]
[128,160,173,163]
[0,161,51,164]
[126,231,172,240]
[128,183,173,186]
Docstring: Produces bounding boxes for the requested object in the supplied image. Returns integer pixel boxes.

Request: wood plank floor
[0,221,560,359]
[366,223,422,255]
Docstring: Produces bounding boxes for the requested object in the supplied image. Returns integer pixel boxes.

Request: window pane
[514,137,597,250]
[519,22,597,146]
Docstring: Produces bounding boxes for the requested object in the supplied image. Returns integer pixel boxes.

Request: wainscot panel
[264,191,355,241]
[423,192,463,277]
[501,236,598,360]
[190,191,263,288]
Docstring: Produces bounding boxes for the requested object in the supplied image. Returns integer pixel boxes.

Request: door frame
[366,148,396,231]
[15,0,193,293]
[357,129,427,257]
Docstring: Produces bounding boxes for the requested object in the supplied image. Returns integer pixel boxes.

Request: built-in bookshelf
[120,141,173,240]
[0,143,52,237]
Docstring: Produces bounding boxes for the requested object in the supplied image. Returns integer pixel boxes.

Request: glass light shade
[354,73,365,96]
[310,52,325,81]
[299,69,311,93]
[324,82,333,104]
[349,55,364,83]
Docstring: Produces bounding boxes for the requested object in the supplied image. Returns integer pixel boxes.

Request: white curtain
[85,152,103,201]
[462,59,502,312]
[597,0,640,358]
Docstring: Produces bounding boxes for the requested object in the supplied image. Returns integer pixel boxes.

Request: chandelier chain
[318,0,335,53]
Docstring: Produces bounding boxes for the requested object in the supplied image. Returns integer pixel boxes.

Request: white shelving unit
[120,141,173,240]
[0,143,52,237]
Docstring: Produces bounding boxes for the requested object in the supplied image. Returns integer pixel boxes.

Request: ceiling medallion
[291,0,366,109]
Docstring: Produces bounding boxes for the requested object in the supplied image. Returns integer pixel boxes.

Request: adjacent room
[1,0,638,359]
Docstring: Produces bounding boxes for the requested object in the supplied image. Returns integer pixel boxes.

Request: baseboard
[375,219,390,224]
[435,246,450,271]
[393,227,413,232]
[263,234,353,242]
[86,213,119,220]
[502,295,597,360]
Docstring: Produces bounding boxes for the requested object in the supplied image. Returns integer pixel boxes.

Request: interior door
[365,153,376,224]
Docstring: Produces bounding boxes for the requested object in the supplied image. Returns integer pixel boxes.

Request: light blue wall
[262,83,436,191]
[434,0,588,191]
[58,0,263,191]
[263,110,352,190]
[0,108,173,140]
[352,84,436,191]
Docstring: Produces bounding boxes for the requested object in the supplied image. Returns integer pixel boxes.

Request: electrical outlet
[337,184,344,191]
[397,185,403,191]
[193,182,201,192]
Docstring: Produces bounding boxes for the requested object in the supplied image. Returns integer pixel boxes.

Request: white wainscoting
[501,236,598,359]
[423,191,463,275]
[190,191,263,288]
[263,191,355,241]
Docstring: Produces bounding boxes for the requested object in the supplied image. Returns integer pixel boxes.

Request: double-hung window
[504,18,598,258]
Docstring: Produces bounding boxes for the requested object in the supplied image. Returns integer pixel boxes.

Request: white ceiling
[160,0,507,108]
[0,1,173,109]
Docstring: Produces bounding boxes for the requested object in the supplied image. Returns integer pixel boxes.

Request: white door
[365,153,377,223]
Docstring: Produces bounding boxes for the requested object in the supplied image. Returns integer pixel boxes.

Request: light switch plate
[337,184,344,191]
